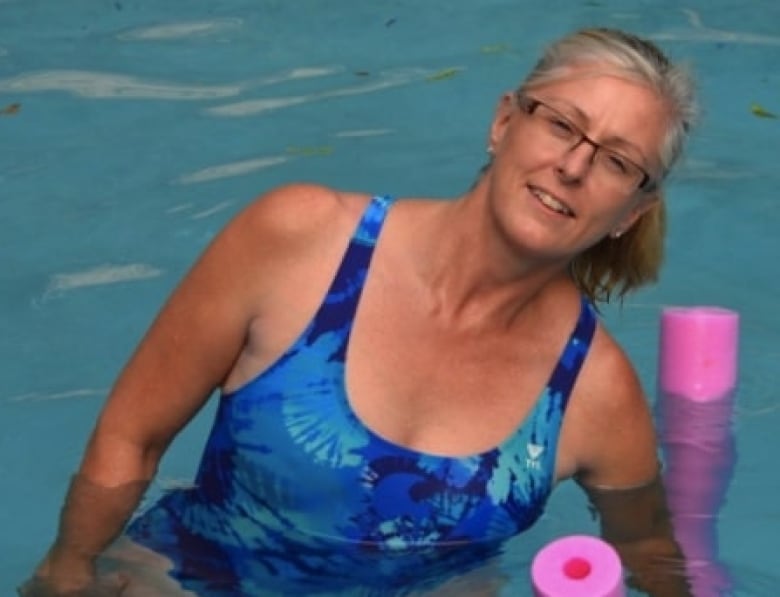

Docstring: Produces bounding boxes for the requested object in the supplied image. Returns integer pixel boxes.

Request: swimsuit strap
[353,194,394,247]
[545,296,598,409]
[308,195,394,352]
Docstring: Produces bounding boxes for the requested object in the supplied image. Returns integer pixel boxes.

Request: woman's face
[485,65,669,260]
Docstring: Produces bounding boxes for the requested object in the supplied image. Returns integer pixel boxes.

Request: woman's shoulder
[564,314,659,487]
[241,183,371,235]
[561,304,652,443]
[182,184,376,302]
[211,183,374,260]
[580,319,645,407]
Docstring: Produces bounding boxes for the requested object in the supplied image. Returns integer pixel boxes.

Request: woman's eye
[605,153,630,174]
[548,117,575,136]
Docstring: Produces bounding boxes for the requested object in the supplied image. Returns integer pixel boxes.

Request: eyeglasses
[516,94,655,192]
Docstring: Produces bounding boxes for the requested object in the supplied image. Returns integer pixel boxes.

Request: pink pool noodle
[658,307,739,401]
[531,535,625,597]
[658,306,739,594]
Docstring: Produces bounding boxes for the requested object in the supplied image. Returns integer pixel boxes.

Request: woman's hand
[17,572,129,597]
[18,549,129,597]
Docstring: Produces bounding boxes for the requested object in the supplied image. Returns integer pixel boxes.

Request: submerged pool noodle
[659,306,739,401]
[531,535,625,596]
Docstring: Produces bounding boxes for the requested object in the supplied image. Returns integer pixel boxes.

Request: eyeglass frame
[514,93,657,192]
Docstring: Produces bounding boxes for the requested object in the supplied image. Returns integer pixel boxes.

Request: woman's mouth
[530,186,575,217]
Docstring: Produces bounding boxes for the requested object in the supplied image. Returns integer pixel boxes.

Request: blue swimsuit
[126,195,597,596]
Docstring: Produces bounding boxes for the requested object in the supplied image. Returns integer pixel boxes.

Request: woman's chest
[344,294,566,457]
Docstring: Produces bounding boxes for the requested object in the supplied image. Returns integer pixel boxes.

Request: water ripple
[334,129,393,138]
[250,66,343,86]
[190,200,234,219]
[46,263,164,292]
[650,9,780,45]
[117,17,244,41]
[176,155,290,184]
[0,70,242,99]
[8,388,107,403]
[207,66,458,117]
[0,66,346,102]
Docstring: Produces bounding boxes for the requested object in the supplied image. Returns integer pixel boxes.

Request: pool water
[2,0,779,595]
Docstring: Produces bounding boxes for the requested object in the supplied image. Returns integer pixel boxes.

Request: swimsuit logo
[525,443,545,470]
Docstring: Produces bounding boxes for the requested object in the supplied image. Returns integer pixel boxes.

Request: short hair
[514,28,698,303]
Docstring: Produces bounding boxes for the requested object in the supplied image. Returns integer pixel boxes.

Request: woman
[23,27,698,596]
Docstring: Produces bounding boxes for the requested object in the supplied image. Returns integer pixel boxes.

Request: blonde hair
[571,195,666,304]
[518,28,697,303]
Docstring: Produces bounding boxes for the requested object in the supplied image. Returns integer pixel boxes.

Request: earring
[610,229,623,239]
[486,145,494,155]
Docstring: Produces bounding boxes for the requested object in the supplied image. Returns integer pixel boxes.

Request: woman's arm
[579,477,692,596]
[568,329,692,596]
[26,183,355,595]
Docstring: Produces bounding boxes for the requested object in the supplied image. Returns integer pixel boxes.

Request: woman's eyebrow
[546,97,651,165]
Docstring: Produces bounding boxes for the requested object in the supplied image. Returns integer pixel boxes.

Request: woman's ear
[612,190,662,238]
[488,92,516,152]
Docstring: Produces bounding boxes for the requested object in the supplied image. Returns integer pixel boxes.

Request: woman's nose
[554,138,598,184]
